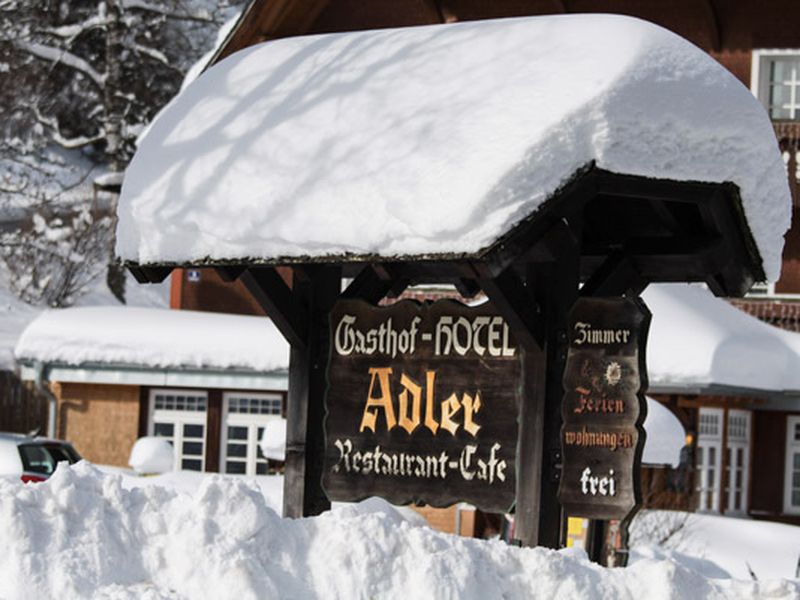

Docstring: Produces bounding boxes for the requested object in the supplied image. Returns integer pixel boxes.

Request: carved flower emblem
[604,361,622,386]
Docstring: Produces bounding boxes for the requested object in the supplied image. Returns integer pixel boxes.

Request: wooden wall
[55,382,141,467]
[0,371,48,435]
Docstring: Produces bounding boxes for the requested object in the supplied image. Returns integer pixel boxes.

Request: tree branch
[16,40,106,87]
[121,0,215,23]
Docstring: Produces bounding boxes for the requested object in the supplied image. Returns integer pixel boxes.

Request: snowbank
[14,305,288,372]
[117,14,789,280]
[0,464,796,599]
[644,284,800,391]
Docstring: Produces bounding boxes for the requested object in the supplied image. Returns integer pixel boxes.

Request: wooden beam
[455,278,481,299]
[240,266,308,348]
[581,252,648,297]
[340,266,393,304]
[470,263,543,351]
[282,265,341,518]
[215,265,246,282]
[127,265,173,284]
[210,0,332,64]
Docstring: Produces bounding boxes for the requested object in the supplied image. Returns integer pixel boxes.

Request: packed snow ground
[1,464,797,599]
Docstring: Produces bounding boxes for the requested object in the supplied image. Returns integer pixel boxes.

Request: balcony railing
[774,121,800,205]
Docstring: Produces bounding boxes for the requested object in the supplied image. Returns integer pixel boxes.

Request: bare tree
[0,0,242,305]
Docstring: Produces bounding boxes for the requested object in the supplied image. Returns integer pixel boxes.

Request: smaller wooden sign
[558,297,651,521]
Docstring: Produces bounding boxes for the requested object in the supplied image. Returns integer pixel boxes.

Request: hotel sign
[323,299,521,512]
[558,297,651,521]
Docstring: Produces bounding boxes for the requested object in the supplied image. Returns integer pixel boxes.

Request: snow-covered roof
[117,14,789,280]
[14,306,288,374]
[642,397,685,467]
[645,284,800,393]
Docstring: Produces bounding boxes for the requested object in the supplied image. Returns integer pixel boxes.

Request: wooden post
[512,341,546,546]
[283,265,341,518]
[529,227,580,549]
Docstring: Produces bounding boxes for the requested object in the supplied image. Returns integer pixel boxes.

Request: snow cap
[14,306,289,372]
[116,14,789,280]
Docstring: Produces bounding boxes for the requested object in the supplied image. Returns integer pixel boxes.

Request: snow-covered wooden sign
[558,297,651,521]
[323,299,521,511]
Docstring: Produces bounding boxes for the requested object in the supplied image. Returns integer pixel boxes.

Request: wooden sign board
[323,299,521,512]
[558,297,651,521]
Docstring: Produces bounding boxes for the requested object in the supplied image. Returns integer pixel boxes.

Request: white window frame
[724,409,751,515]
[148,388,208,472]
[752,49,800,121]
[784,415,800,515]
[749,49,800,299]
[220,392,283,477]
[697,407,724,513]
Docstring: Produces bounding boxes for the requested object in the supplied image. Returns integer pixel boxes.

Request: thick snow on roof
[642,397,684,467]
[1,463,797,598]
[645,284,800,392]
[14,306,288,373]
[117,14,789,279]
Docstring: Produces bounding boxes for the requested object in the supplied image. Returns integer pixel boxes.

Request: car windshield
[18,443,81,475]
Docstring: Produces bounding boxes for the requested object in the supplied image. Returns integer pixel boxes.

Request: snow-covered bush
[129,436,173,474]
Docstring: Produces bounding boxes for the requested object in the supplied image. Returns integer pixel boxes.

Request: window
[696,408,723,512]
[754,51,800,121]
[696,408,751,514]
[221,392,284,476]
[149,389,208,472]
[725,410,750,514]
[785,416,800,514]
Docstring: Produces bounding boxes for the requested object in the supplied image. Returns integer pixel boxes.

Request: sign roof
[116,15,789,280]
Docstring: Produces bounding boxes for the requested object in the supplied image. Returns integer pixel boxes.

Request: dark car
[0,432,82,483]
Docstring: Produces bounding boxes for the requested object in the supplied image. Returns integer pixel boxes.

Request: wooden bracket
[470,263,544,351]
[127,265,173,284]
[240,266,308,349]
[581,252,649,297]
[215,265,247,282]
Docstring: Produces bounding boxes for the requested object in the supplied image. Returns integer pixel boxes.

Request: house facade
[15,307,289,474]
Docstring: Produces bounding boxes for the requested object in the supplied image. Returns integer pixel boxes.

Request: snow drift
[0,463,796,599]
[117,14,790,280]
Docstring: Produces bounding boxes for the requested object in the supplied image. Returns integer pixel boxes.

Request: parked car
[0,432,82,483]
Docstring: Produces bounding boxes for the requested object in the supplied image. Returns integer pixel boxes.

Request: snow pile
[644,283,800,391]
[259,418,286,461]
[128,437,174,474]
[0,464,797,599]
[642,397,685,467]
[117,14,790,280]
[14,305,289,372]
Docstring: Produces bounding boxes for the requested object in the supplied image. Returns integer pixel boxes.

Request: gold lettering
[359,367,396,432]
[440,393,461,435]
[424,370,439,435]
[397,373,422,434]
[462,392,482,437]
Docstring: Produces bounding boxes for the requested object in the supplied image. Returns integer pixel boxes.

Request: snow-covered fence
[0,370,48,435]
